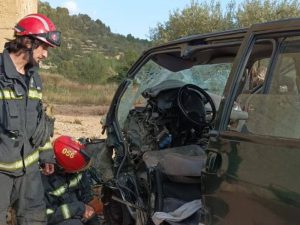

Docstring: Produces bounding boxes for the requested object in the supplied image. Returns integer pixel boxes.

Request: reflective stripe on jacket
[46,205,72,219]
[0,141,51,171]
[61,204,71,219]
[0,88,42,100]
[49,173,83,196]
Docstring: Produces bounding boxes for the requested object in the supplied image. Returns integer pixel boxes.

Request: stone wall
[0,0,37,52]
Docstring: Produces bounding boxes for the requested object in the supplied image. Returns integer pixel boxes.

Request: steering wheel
[177,84,216,126]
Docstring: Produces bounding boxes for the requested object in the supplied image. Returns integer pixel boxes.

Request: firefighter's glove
[30,110,55,148]
[88,196,103,215]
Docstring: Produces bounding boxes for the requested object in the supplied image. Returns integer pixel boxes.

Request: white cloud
[62,0,79,15]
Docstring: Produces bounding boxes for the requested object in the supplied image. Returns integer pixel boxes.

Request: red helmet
[14,13,61,47]
[53,135,90,173]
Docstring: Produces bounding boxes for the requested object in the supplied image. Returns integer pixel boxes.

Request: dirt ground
[51,104,109,140]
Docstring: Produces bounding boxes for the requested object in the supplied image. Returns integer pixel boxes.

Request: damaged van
[96,19,300,225]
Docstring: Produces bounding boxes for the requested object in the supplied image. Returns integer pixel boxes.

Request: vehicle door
[203,20,300,225]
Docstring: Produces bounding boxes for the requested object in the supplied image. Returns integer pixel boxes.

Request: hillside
[38,1,152,83]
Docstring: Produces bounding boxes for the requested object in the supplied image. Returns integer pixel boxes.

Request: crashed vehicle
[96,19,300,225]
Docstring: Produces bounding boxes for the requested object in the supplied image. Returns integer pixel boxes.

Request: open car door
[203,19,300,225]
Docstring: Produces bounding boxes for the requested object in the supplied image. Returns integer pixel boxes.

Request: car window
[248,58,269,91]
[118,55,233,129]
[228,36,300,139]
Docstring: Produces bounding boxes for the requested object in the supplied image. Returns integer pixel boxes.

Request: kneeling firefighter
[42,135,104,225]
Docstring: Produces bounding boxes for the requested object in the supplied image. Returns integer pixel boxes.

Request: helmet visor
[36,31,61,47]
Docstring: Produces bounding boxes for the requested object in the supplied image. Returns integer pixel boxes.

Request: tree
[149,0,300,43]
[108,50,140,83]
[149,0,235,44]
[236,0,300,27]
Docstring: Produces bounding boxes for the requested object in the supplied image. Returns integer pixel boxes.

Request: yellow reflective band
[49,173,83,196]
[28,89,42,100]
[0,150,39,171]
[46,208,54,215]
[61,204,71,219]
[69,173,83,187]
[0,90,22,100]
[38,141,52,152]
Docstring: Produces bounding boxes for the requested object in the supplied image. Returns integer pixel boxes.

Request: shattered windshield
[117,58,232,129]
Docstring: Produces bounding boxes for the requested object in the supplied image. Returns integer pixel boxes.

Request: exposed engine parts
[123,83,216,164]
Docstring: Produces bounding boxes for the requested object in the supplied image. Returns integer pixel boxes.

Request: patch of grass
[41,72,117,106]
[73,119,82,125]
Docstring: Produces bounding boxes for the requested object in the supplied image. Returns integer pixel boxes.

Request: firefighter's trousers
[0,165,47,225]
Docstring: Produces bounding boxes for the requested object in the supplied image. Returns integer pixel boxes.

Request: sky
[41,0,241,40]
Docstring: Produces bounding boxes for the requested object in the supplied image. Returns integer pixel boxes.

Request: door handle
[206,151,228,176]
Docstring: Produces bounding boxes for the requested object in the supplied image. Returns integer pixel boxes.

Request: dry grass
[41,72,117,106]
[73,119,82,125]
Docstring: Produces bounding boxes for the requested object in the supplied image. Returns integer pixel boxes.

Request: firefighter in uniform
[43,135,104,225]
[0,14,61,224]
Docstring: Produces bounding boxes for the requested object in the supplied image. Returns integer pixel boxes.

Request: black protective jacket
[42,170,97,225]
[0,49,53,176]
